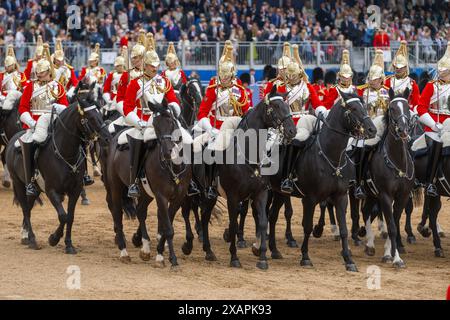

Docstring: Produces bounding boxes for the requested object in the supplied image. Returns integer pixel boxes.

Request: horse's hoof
[81,199,90,206]
[300,259,313,268]
[346,264,358,272]
[417,224,431,238]
[170,258,179,267]
[237,240,247,249]
[358,226,367,238]
[271,250,283,259]
[230,259,242,268]
[182,242,193,256]
[131,233,142,248]
[28,241,41,250]
[312,225,324,238]
[382,255,393,263]
[48,234,60,247]
[407,235,416,244]
[364,246,375,256]
[251,244,261,257]
[439,232,445,238]
[119,255,131,263]
[2,180,11,188]
[205,251,217,261]
[139,250,151,261]
[286,239,298,248]
[65,246,77,254]
[353,238,363,247]
[393,260,406,269]
[21,238,30,245]
[256,260,268,270]
[223,229,230,243]
[434,248,445,258]
[381,232,388,240]
[333,235,341,241]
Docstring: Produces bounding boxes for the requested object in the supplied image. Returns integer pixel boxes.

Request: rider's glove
[20,112,36,129]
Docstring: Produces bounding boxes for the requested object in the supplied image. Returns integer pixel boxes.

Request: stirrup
[128,183,140,198]
[187,181,200,196]
[83,174,95,186]
[206,186,218,199]
[354,186,366,200]
[426,184,439,197]
[26,183,39,197]
[281,178,294,194]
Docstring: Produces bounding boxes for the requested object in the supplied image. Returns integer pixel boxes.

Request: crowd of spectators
[0,0,449,63]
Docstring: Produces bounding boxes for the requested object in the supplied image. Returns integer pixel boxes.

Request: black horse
[106,99,191,266]
[268,91,376,271]
[195,86,296,269]
[5,81,110,253]
[0,92,22,188]
[360,88,414,268]
[179,78,203,128]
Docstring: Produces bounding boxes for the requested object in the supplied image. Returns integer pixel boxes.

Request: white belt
[430,108,450,116]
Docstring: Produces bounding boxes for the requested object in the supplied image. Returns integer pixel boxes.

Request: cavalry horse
[359,88,415,268]
[0,92,23,188]
[106,99,192,266]
[5,81,110,253]
[191,86,296,269]
[268,91,376,271]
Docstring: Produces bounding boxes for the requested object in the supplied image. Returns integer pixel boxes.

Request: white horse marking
[156,254,164,262]
[330,224,340,237]
[120,249,129,257]
[21,227,29,239]
[142,238,151,254]
[366,217,375,249]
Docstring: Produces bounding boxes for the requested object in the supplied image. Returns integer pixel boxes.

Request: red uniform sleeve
[123,79,139,116]
[410,80,420,108]
[357,87,365,97]
[56,82,69,106]
[18,82,33,115]
[116,71,129,102]
[164,78,180,105]
[180,70,188,84]
[247,88,253,108]
[0,73,3,93]
[24,60,33,80]
[240,86,250,114]
[78,67,86,81]
[197,85,216,120]
[103,72,113,94]
[306,83,323,109]
[263,81,274,97]
[69,68,78,88]
[322,86,338,109]
[417,82,434,116]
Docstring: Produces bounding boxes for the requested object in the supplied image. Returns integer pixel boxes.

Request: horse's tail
[122,191,136,219]
[412,187,423,208]
[211,197,227,224]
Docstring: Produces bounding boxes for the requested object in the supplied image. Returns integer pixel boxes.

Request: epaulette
[66,64,73,70]
[382,85,389,90]
[386,74,394,79]
[235,83,246,91]
[357,84,368,90]
[206,77,218,90]
[20,73,27,83]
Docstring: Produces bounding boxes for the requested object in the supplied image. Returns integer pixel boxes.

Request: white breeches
[19,113,52,144]
[108,116,130,134]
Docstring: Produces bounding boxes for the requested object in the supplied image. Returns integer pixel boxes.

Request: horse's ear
[403,87,411,100]
[389,87,395,101]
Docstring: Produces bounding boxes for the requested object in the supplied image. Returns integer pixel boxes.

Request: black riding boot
[281,145,300,194]
[206,163,218,199]
[83,157,94,186]
[21,141,38,197]
[354,147,367,200]
[425,140,443,197]
[128,137,144,198]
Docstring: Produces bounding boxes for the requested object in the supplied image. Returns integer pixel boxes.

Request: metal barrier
[1,40,447,73]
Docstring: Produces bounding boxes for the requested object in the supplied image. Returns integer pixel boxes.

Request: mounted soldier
[416,42,450,197]
[103,46,127,113]
[53,39,78,100]
[0,45,27,114]
[78,43,106,86]
[121,32,185,198]
[353,49,390,199]
[263,42,291,96]
[384,40,420,110]
[267,44,326,194]
[18,44,69,196]
[161,42,188,95]
[194,40,250,199]
[322,49,357,109]
[24,35,44,81]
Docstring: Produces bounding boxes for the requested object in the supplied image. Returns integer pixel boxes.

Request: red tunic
[123,75,180,122]
[197,77,250,129]
[116,71,130,103]
[312,83,327,102]
[66,67,79,90]
[322,85,357,109]
[78,66,106,82]
[0,71,27,96]
[245,87,253,108]
[18,81,68,128]
[384,76,420,108]
[160,69,188,85]
[24,60,34,80]
[417,81,450,132]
